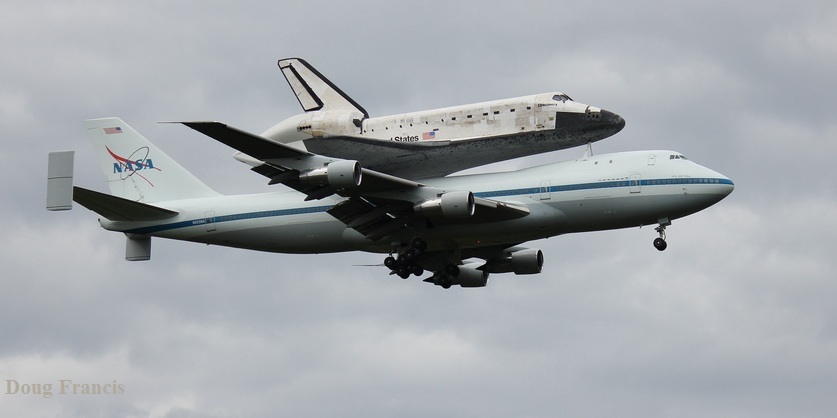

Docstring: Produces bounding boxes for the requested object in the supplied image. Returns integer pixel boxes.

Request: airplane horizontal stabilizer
[73,186,178,222]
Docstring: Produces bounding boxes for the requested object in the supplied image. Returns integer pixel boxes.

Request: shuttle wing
[180,121,529,240]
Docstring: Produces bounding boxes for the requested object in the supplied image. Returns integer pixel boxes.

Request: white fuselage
[100,150,733,255]
[264,93,599,143]
[359,93,589,142]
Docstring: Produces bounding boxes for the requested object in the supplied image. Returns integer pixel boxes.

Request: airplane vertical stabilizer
[84,118,219,203]
[278,58,369,118]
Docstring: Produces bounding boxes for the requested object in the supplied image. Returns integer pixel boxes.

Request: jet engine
[413,191,475,218]
[483,248,544,275]
[450,263,489,288]
[510,248,544,274]
[298,160,362,189]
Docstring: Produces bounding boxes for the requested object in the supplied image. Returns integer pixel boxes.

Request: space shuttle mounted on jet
[255,58,626,179]
[47,118,733,289]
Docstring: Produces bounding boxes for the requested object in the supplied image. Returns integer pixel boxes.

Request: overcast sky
[2,1,837,417]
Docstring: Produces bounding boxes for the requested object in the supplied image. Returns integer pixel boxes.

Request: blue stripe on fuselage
[474,177,733,198]
[123,205,334,234]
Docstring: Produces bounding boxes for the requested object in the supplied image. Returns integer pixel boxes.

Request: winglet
[278,58,369,118]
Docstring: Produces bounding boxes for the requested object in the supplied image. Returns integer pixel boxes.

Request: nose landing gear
[653,235,667,251]
[653,218,671,251]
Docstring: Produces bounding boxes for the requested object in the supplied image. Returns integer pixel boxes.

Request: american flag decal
[422,131,436,140]
[104,127,123,135]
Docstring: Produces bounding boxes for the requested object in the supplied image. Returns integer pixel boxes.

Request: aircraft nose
[601,109,625,132]
[703,168,735,199]
[720,176,735,196]
[553,105,625,142]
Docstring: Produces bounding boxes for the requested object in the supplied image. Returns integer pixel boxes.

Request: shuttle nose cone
[601,109,626,133]
[552,106,626,144]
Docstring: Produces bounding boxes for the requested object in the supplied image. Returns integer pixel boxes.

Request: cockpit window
[552,94,573,102]
[669,154,689,160]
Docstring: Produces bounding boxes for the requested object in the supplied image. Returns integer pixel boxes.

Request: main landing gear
[429,264,460,289]
[653,218,671,251]
[384,238,427,279]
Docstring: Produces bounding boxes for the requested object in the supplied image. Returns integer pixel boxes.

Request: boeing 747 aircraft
[47,118,733,289]
[255,58,625,179]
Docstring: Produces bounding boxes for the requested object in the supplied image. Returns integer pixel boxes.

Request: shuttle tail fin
[84,117,219,203]
[278,58,369,118]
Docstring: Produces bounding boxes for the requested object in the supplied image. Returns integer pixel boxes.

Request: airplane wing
[181,121,422,200]
[180,121,529,241]
[299,132,582,179]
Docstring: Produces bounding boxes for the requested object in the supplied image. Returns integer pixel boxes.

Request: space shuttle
[249,58,625,179]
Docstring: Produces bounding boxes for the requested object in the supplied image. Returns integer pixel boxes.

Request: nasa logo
[106,146,161,186]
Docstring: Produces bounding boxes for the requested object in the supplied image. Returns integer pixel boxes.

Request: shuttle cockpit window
[669,154,689,160]
[552,94,573,102]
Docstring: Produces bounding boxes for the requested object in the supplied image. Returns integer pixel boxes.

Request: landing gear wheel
[653,237,667,251]
[384,256,397,269]
[440,278,452,289]
[445,264,460,277]
[653,219,670,252]
[411,237,427,252]
[397,267,411,279]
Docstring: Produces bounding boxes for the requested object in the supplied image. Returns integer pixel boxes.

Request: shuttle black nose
[553,106,626,143]
[601,109,625,133]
